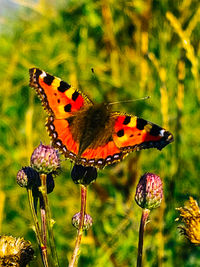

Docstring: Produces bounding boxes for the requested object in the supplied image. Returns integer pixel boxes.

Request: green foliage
[0,0,200,266]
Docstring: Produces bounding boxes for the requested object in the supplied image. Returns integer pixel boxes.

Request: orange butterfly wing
[29,68,91,162]
[29,68,92,119]
[46,116,79,162]
[112,113,173,152]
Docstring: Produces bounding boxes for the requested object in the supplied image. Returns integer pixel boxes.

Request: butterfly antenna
[108,96,150,105]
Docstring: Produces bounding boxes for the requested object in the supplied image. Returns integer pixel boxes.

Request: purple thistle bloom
[31,143,60,174]
[135,173,163,210]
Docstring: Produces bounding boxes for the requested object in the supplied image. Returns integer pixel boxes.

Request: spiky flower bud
[176,197,200,244]
[135,173,163,210]
[31,143,60,174]
[0,236,34,266]
[17,167,38,188]
[71,164,97,185]
[72,212,93,231]
[17,167,55,195]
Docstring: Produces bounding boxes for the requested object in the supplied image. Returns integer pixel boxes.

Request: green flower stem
[27,188,49,267]
[40,200,47,252]
[69,185,87,267]
[137,208,150,267]
[39,173,60,267]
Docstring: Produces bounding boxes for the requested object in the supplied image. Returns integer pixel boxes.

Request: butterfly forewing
[29,68,93,119]
[112,113,173,152]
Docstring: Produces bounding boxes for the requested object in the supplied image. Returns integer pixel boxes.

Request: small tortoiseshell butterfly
[29,68,173,169]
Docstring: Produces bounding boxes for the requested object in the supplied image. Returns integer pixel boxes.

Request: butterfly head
[100,102,112,111]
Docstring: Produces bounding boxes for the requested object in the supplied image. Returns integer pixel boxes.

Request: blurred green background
[0,0,200,266]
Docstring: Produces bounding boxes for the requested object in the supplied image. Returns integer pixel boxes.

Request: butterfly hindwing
[112,113,173,152]
[29,68,92,119]
[46,116,79,161]
[80,140,126,168]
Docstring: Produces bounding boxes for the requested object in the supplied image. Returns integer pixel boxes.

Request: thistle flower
[0,236,34,267]
[135,173,163,267]
[71,164,97,185]
[177,197,200,244]
[135,172,163,210]
[72,212,93,231]
[31,143,60,174]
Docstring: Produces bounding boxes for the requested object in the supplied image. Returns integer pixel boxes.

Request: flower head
[0,236,34,266]
[135,172,163,210]
[31,143,60,174]
[177,197,200,244]
[17,167,38,188]
[17,167,55,195]
[72,212,93,231]
[71,164,97,185]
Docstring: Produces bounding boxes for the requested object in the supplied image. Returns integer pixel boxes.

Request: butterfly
[29,68,173,169]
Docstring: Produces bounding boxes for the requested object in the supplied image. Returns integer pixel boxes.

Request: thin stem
[27,188,48,267]
[27,189,42,244]
[69,185,87,267]
[39,174,60,267]
[137,209,150,267]
[39,175,49,267]
[40,199,47,254]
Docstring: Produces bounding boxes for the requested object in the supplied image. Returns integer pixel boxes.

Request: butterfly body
[29,68,173,169]
[67,103,113,156]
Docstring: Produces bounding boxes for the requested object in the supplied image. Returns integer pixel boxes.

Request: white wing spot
[40,71,47,78]
[56,141,62,146]
[49,124,54,131]
[52,133,57,138]
[160,129,165,136]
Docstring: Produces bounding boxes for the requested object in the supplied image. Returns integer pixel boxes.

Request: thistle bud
[0,236,34,266]
[71,164,97,185]
[17,167,54,195]
[31,143,60,174]
[135,173,163,210]
[17,167,38,188]
[72,212,93,231]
